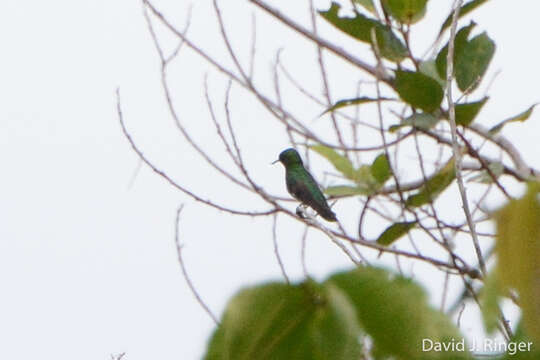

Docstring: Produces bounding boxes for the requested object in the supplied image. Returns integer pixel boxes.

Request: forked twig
[174,205,219,325]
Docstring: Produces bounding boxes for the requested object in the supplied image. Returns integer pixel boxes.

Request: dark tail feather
[317,206,337,222]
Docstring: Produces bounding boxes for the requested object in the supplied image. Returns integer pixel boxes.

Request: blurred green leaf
[454,97,488,126]
[319,2,407,62]
[394,70,444,112]
[406,159,456,207]
[311,145,355,180]
[439,0,490,35]
[436,22,476,79]
[489,103,539,135]
[495,182,540,343]
[371,154,392,184]
[419,60,446,87]
[381,0,428,24]
[468,162,504,184]
[325,185,372,197]
[354,164,380,188]
[376,221,416,246]
[353,0,376,14]
[204,281,362,360]
[499,322,540,359]
[327,267,471,359]
[389,112,439,133]
[319,3,373,42]
[480,271,502,334]
[455,32,495,92]
[322,96,394,115]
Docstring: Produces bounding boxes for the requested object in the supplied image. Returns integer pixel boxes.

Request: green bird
[273,148,337,222]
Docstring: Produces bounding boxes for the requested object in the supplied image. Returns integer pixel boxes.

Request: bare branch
[116,88,275,217]
[174,205,220,325]
[248,0,390,83]
[272,214,290,284]
[445,0,485,276]
[308,0,347,153]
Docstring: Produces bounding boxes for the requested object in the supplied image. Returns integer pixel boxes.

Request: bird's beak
[271,159,280,165]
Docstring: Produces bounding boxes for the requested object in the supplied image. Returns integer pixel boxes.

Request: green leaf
[499,322,540,359]
[495,182,540,343]
[376,221,416,246]
[326,267,471,359]
[371,154,392,184]
[204,281,362,360]
[419,59,446,87]
[381,0,428,24]
[468,162,504,184]
[394,70,444,112]
[353,0,376,14]
[322,96,394,115]
[489,103,539,135]
[373,26,409,62]
[439,0,490,35]
[319,3,373,42]
[479,271,502,335]
[436,22,476,80]
[455,32,495,92]
[454,97,488,126]
[319,2,407,62]
[310,145,355,180]
[389,112,439,132]
[355,165,380,189]
[406,159,456,207]
[325,185,372,197]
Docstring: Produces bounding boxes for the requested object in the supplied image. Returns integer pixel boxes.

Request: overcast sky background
[1,1,539,359]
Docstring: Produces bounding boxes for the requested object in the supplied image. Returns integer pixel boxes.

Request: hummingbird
[273,148,337,222]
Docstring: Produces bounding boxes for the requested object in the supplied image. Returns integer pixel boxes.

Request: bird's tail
[318,206,337,222]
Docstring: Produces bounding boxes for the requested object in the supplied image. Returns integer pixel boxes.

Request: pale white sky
[0,1,539,359]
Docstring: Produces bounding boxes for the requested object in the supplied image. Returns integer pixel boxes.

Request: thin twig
[300,225,309,278]
[248,0,391,83]
[445,0,486,276]
[445,1,513,340]
[174,205,220,325]
[248,13,257,80]
[308,0,347,153]
[272,214,290,283]
[116,88,275,217]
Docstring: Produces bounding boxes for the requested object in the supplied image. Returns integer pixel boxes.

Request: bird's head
[272,148,303,167]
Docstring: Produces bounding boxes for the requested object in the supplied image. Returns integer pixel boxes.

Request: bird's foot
[296,204,308,219]
[296,205,319,224]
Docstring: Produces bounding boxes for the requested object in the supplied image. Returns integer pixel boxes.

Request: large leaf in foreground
[495,182,540,343]
[327,267,471,359]
[499,322,540,359]
[204,281,362,360]
[479,271,502,335]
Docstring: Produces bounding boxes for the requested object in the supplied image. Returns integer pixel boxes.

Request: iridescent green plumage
[275,148,337,222]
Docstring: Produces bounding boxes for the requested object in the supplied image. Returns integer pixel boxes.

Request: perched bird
[273,148,337,222]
